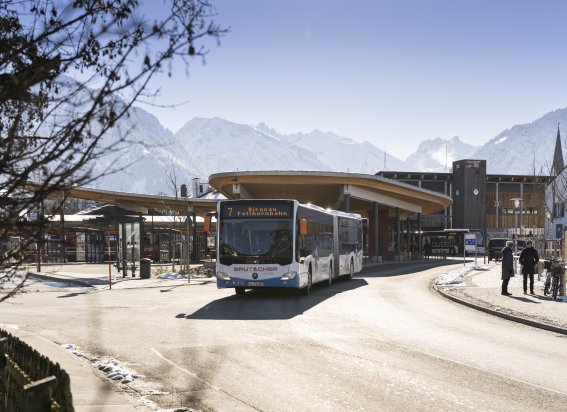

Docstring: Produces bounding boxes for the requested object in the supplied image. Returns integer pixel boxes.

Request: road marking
[150,347,262,411]
[372,336,567,398]
[150,347,220,391]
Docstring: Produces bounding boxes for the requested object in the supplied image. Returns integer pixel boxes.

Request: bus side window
[303,235,314,257]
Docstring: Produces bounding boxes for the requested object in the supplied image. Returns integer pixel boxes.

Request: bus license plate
[247,281,264,286]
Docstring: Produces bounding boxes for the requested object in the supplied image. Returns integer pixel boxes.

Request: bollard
[562,267,566,297]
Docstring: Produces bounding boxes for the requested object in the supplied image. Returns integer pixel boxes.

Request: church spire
[552,123,565,176]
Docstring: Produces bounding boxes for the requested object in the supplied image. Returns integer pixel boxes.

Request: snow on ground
[435,265,484,285]
[64,344,162,410]
[0,273,34,289]
[157,270,212,280]
[157,271,185,280]
[63,343,198,411]
[63,343,138,385]
[1,273,85,289]
[436,264,567,302]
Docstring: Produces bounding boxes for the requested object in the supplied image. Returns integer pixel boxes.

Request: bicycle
[543,259,564,301]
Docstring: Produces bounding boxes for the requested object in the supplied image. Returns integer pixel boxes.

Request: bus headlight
[280,271,298,281]
[216,271,231,280]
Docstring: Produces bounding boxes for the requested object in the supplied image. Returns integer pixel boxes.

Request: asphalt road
[2,262,567,411]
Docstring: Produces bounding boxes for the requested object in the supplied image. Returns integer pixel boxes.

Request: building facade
[378,159,551,240]
[546,165,567,240]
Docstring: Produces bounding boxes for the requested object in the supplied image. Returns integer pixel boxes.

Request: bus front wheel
[235,287,246,296]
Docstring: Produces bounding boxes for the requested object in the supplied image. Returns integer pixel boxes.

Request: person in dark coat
[501,240,514,296]
[519,239,539,294]
[423,241,431,260]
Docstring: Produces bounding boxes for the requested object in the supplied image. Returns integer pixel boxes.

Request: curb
[432,281,567,336]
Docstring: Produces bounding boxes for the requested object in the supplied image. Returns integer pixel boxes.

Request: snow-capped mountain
[277,129,407,173]
[72,103,567,195]
[36,77,201,196]
[173,118,408,177]
[405,136,480,172]
[174,117,331,176]
[87,107,200,195]
[472,108,567,175]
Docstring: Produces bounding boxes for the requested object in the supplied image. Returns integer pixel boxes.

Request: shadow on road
[179,278,368,320]
[509,296,541,303]
[57,291,92,298]
[361,260,466,278]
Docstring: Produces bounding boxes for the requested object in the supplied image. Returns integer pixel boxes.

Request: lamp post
[511,198,522,253]
[494,200,499,229]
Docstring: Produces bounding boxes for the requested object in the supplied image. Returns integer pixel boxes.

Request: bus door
[315,233,333,282]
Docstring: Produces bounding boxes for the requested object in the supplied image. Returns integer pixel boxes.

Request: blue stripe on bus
[217,275,302,289]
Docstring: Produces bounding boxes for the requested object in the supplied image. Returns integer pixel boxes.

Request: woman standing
[501,240,514,296]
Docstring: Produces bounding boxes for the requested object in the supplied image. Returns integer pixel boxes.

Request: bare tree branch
[0,0,228,299]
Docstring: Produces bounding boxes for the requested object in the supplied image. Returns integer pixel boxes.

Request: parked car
[487,238,507,261]
[487,238,526,261]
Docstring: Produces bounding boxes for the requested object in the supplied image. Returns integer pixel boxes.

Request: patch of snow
[495,136,508,144]
[63,343,139,385]
[157,271,211,280]
[435,265,484,285]
[62,343,190,411]
[0,273,28,289]
[157,272,185,280]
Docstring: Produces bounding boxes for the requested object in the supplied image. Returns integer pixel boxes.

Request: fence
[0,329,74,412]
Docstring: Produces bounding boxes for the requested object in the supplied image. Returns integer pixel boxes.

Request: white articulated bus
[215,199,363,296]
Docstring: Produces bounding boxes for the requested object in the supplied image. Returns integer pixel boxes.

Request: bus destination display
[220,203,292,219]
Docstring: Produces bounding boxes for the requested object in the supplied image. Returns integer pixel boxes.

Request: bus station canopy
[208,171,452,217]
[23,182,218,216]
[24,170,451,218]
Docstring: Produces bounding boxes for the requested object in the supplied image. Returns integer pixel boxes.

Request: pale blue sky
[139,0,567,160]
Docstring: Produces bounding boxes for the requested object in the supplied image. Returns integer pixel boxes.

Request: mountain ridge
[88,106,567,194]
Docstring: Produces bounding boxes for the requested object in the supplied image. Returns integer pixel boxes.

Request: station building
[378,159,552,240]
[378,125,567,243]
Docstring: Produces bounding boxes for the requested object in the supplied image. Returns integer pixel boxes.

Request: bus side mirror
[299,219,308,236]
[204,216,211,233]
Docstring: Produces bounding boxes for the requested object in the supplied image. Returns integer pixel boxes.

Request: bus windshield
[219,219,293,265]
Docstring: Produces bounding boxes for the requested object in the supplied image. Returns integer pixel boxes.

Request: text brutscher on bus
[222,205,291,218]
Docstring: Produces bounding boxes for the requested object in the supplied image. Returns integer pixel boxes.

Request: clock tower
[452,159,486,230]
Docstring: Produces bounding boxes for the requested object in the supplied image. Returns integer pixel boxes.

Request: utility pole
[187,205,194,283]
